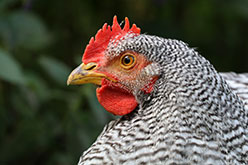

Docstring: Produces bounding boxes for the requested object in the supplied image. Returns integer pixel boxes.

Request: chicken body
[77,34,248,164]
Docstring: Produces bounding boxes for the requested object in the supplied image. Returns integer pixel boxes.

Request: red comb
[82,16,141,65]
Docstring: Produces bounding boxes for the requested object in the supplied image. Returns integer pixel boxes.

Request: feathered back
[221,72,248,109]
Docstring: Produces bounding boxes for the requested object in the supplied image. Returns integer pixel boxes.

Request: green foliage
[39,56,70,86]
[0,49,25,84]
[0,11,50,51]
[0,0,247,164]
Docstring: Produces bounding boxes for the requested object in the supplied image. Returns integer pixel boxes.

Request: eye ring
[120,53,136,69]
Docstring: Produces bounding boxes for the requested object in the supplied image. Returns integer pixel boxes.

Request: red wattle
[96,80,138,116]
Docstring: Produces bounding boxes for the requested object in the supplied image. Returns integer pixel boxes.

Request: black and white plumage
[65,16,248,164]
[220,72,248,109]
[74,33,248,165]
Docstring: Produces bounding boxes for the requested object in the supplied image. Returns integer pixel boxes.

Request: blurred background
[0,0,247,164]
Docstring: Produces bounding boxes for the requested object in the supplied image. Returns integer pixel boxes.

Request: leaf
[0,11,51,50]
[25,71,49,102]
[0,49,25,84]
[39,56,70,85]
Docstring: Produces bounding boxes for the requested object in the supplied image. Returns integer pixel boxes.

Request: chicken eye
[120,54,136,69]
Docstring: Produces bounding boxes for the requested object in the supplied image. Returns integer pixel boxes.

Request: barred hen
[67,16,248,164]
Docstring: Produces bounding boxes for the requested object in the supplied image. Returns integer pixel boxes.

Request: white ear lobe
[142,63,161,77]
[133,63,161,91]
[131,63,161,97]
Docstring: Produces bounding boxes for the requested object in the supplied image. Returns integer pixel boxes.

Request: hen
[67,16,248,164]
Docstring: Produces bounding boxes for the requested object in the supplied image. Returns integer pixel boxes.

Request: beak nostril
[67,62,116,86]
[83,62,97,71]
[85,65,96,70]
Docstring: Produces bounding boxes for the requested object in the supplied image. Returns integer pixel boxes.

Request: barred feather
[220,72,248,109]
[78,34,248,164]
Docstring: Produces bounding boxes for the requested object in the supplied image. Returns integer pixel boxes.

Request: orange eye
[120,54,136,69]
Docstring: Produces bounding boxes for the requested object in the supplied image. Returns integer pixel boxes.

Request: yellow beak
[67,62,115,86]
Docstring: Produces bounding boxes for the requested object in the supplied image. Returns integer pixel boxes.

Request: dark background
[0,0,247,164]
